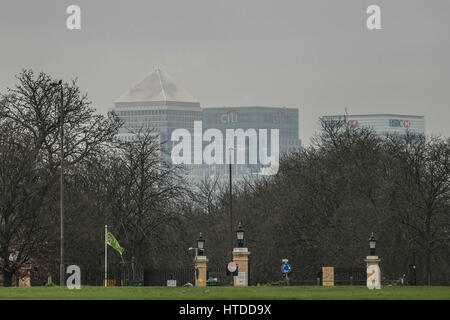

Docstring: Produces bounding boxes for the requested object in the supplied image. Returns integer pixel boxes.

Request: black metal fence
[144,268,194,286]
[143,266,235,286]
[334,268,367,285]
[39,265,145,287]
[31,265,450,286]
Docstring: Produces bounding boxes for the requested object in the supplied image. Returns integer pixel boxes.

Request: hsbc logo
[390,119,411,128]
[347,120,359,128]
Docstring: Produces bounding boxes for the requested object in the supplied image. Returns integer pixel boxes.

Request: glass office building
[201,106,302,182]
[321,114,425,137]
[113,69,202,178]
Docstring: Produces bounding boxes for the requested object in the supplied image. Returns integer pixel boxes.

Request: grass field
[0,285,449,300]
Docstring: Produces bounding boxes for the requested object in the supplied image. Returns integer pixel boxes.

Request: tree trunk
[425,209,432,286]
[426,249,432,286]
[3,271,13,287]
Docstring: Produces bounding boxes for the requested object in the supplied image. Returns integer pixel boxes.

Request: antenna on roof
[155,68,167,104]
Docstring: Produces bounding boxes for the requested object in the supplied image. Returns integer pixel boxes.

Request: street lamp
[369,232,377,256]
[51,79,64,287]
[236,222,244,248]
[228,147,234,259]
[197,233,205,256]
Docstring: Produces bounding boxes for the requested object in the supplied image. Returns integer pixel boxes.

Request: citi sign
[220,109,238,123]
[171,121,279,175]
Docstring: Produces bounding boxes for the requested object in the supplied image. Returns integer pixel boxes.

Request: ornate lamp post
[189,233,207,287]
[369,233,377,256]
[365,232,381,289]
[236,222,245,248]
[197,233,205,256]
[232,222,250,286]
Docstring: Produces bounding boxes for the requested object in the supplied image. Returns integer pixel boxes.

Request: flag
[107,230,124,255]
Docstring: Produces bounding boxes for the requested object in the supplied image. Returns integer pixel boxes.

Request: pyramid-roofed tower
[113,68,202,145]
[115,69,200,108]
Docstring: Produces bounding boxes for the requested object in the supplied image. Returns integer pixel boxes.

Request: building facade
[114,68,202,143]
[201,106,301,181]
[113,68,202,181]
[321,114,425,137]
[113,69,301,182]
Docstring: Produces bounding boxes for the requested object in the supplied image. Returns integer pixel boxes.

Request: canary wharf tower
[113,69,302,182]
[113,69,202,166]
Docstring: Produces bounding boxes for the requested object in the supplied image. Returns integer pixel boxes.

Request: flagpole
[105,224,108,287]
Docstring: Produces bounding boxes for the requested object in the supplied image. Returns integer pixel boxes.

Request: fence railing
[144,268,194,286]
[40,266,145,287]
[30,266,450,286]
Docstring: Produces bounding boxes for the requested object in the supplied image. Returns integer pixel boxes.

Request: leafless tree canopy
[1,71,449,286]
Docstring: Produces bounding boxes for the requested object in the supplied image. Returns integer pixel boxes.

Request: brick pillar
[365,256,381,289]
[233,247,250,286]
[195,255,208,287]
[19,271,31,287]
[322,266,334,287]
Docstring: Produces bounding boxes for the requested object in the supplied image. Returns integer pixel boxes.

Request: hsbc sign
[389,119,411,128]
[346,119,413,129]
[347,120,359,128]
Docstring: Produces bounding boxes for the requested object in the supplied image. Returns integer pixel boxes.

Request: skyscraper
[113,69,302,183]
[113,68,202,152]
[201,106,301,181]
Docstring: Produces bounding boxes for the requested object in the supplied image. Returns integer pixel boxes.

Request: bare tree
[88,129,188,266]
[0,70,120,285]
[386,134,450,285]
[0,121,53,285]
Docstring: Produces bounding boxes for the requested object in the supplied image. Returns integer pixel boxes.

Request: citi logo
[220,109,238,124]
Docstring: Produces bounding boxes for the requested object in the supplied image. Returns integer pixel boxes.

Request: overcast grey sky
[1,0,449,144]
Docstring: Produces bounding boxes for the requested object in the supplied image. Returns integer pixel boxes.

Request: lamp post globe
[236,222,245,248]
[197,233,205,256]
[369,232,377,256]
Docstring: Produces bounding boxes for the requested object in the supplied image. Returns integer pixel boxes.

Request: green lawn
[0,285,449,300]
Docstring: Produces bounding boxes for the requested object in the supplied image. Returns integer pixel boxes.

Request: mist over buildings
[1,0,449,144]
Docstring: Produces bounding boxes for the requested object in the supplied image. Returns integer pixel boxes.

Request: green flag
[107,230,124,255]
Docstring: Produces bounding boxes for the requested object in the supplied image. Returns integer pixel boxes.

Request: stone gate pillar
[195,255,208,287]
[365,256,381,289]
[233,247,250,286]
